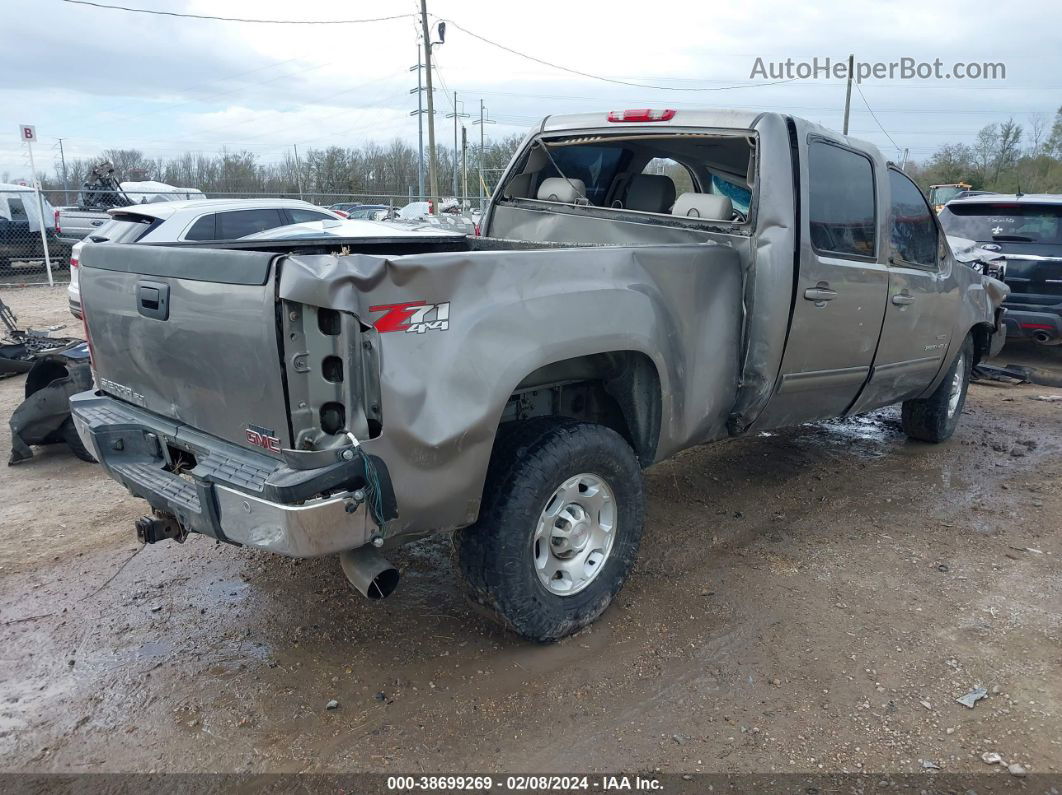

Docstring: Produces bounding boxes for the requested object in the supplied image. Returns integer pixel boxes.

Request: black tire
[901,335,974,443]
[61,418,97,463]
[454,418,645,642]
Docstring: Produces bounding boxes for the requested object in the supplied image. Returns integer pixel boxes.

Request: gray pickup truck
[71,109,1007,641]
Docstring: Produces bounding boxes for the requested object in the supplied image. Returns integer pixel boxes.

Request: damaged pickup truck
[71,109,1007,641]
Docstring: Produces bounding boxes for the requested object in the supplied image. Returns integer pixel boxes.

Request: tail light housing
[607,109,677,123]
[54,209,61,235]
[428,199,435,216]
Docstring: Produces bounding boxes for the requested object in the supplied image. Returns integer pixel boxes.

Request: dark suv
[940,194,1062,345]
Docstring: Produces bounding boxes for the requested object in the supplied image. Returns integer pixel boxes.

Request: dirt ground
[1,284,1060,777]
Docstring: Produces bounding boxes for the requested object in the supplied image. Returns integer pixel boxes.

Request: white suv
[67,198,340,317]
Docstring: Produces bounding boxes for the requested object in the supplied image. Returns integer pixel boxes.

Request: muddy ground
[1,285,1059,776]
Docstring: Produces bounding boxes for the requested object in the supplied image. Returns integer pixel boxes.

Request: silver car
[67,199,341,317]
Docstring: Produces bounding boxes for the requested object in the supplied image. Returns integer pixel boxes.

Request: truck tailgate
[79,243,291,455]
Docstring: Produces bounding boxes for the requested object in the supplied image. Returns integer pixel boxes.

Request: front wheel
[901,335,974,443]
[454,419,645,642]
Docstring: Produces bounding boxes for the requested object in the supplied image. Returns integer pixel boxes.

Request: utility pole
[57,137,69,199]
[292,144,304,201]
[419,0,439,214]
[408,49,426,201]
[842,53,854,136]
[445,91,469,202]
[461,125,468,206]
[472,100,495,209]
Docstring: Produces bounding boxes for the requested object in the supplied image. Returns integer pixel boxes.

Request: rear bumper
[1003,296,1062,342]
[70,391,382,557]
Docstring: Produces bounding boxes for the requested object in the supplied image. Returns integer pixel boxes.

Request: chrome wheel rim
[532,473,617,596]
[947,353,965,418]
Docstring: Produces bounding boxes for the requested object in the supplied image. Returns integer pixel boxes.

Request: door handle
[891,292,915,306]
[137,280,170,320]
[803,283,838,305]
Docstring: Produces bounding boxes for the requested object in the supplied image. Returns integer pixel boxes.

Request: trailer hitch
[134,511,187,545]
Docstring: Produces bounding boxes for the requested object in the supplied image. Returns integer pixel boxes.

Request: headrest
[626,174,676,213]
[672,192,733,220]
[537,177,586,203]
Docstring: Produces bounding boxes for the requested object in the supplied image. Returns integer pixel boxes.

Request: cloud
[1,0,1059,178]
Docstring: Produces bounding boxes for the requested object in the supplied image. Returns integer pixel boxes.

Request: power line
[60,0,411,24]
[855,83,901,154]
[438,17,798,92]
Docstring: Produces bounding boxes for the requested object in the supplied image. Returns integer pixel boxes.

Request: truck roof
[108,197,323,220]
[535,108,883,160]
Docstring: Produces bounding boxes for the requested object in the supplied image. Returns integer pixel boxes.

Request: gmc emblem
[245,424,281,453]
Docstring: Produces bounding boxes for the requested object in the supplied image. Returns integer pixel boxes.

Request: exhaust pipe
[1032,330,1062,346]
[339,546,400,600]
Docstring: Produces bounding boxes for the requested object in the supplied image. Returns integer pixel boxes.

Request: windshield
[939,202,1062,244]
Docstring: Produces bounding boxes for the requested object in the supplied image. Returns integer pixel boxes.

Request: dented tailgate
[78,243,291,456]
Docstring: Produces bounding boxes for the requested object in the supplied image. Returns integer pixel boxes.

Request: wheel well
[969,322,995,365]
[500,351,661,466]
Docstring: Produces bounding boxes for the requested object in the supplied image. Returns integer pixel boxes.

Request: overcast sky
[1,0,1060,186]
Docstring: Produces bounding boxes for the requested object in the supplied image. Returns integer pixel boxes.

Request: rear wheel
[454,418,645,642]
[901,335,974,443]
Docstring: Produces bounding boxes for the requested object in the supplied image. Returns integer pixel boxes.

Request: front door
[849,169,959,414]
[753,136,890,429]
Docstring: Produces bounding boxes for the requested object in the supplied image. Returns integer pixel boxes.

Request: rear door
[78,243,291,455]
[849,169,959,412]
[754,135,890,428]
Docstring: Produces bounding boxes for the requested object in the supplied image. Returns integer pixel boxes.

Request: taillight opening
[607,109,676,123]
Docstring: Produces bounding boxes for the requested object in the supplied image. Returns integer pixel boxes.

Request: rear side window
[218,209,285,239]
[808,141,876,258]
[287,209,333,224]
[888,170,938,267]
[185,214,216,240]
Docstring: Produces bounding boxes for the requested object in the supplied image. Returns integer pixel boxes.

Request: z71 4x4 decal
[369,301,450,334]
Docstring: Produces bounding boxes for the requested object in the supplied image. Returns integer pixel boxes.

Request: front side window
[888,170,938,267]
[7,198,28,220]
[808,140,876,258]
[217,209,285,239]
[288,208,333,224]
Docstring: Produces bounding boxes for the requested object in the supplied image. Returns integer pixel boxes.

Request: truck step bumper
[70,391,381,557]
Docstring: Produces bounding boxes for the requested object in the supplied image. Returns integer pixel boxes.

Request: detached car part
[8,342,95,465]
